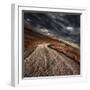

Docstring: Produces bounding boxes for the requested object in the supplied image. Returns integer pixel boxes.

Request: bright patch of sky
[66,26,74,31]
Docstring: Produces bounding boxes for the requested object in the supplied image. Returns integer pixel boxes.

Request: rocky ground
[24,28,80,77]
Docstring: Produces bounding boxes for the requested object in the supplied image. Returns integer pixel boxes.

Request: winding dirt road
[24,43,80,77]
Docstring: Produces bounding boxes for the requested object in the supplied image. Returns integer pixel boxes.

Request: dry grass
[24,28,80,77]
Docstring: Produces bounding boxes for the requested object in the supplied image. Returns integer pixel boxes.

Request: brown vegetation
[24,27,80,77]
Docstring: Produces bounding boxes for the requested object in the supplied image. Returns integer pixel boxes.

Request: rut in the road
[24,44,80,77]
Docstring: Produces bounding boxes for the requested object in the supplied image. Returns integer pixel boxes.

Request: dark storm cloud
[24,12,80,44]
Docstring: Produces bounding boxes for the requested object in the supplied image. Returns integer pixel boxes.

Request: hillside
[24,27,80,77]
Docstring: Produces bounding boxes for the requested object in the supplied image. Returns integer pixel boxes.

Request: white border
[11,4,87,87]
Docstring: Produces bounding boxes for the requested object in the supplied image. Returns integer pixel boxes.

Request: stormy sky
[24,11,80,45]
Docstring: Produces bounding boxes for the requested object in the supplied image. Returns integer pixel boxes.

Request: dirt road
[24,43,80,77]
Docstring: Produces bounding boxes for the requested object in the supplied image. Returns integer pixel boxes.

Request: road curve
[24,43,80,77]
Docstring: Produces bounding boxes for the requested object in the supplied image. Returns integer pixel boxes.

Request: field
[24,26,80,77]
